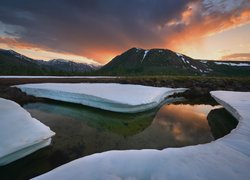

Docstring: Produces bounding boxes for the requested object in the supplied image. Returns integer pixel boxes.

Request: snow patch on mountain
[0,98,55,165]
[191,65,198,70]
[214,62,250,67]
[176,52,188,64]
[141,50,149,63]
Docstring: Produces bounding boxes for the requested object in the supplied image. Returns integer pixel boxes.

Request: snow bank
[15,83,187,113]
[0,98,55,166]
[34,91,250,180]
[141,50,149,63]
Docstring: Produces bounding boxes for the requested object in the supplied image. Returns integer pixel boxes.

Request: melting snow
[176,52,182,57]
[214,62,250,67]
[181,57,186,63]
[34,91,250,180]
[176,52,188,64]
[200,60,207,64]
[0,76,119,79]
[15,83,187,113]
[141,50,149,63]
[0,98,55,165]
[191,65,198,70]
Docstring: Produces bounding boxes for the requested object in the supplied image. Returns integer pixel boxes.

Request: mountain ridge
[99,47,250,77]
[1,48,250,77]
[0,49,101,75]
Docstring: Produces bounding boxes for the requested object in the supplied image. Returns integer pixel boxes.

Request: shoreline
[0,76,250,105]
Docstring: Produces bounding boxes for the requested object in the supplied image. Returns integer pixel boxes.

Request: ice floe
[0,98,55,166]
[200,60,207,64]
[176,53,191,65]
[15,83,187,113]
[0,76,119,79]
[34,91,250,180]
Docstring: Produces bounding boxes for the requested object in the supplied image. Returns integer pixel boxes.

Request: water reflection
[207,108,238,139]
[23,101,156,136]
[0,101,237,180]
[146,104,216,147]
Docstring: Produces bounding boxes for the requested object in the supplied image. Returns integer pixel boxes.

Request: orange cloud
[221,53,250,60]
[166,7,250,54]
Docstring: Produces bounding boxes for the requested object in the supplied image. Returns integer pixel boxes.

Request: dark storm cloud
[0,0,191,62]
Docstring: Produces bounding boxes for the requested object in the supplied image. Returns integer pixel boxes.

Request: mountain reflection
[150,104,215,147]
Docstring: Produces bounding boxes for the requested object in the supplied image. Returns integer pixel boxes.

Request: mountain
[37,59,101,73]
[1,48,250,76]
[0,49,101,75]
[99,48,250,77]
[0,49,47,75]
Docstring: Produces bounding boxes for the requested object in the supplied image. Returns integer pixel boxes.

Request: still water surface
[0,99,238,179]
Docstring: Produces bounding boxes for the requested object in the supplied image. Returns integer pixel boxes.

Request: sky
[0,0,250,64]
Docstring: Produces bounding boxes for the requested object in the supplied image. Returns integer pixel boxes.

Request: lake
[0,98,238,179]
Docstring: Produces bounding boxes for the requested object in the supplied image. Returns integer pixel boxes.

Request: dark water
[0,99,238,180]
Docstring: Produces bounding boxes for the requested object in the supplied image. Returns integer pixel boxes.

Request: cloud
[0,0,249,63]
[165,0,250,50]
[221,53,250,60]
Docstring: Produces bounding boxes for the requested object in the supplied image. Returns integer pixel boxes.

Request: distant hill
[1,48,250,77]
[37,59,101,73]
[0,49,101,75]
[99,48,250,77]
[0,49,47,75]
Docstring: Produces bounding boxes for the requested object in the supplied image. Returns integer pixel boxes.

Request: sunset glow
[0,0,249,64]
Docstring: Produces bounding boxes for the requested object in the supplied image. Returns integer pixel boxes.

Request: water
[0,99,238,179]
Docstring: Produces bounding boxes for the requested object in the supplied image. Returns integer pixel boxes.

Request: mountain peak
[100,47,214,75]
[0,49,34,62]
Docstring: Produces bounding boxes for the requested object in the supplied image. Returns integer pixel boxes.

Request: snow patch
[214,62,250,67]
[0,98,55,165]
[141,50,149,63]
[176,52,188,64]
[181,57,186,64]
[176,52,182,57]
[34,91,250,180]
[0,76,119,79]
[15,83,187,113]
